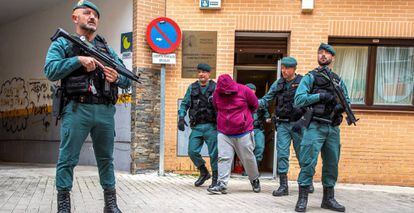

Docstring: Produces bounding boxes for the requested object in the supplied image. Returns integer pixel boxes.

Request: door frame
[233,61,282,179]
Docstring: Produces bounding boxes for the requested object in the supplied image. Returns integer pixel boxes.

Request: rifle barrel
[51,28,140,83]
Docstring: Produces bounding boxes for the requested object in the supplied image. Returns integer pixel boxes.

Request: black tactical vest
[309,68,341,120]
[188,80,216,127]
[63,35,118,105]
[274,75,304,122]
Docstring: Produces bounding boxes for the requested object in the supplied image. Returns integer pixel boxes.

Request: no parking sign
[146,17,182,175]
[146,17,181,54]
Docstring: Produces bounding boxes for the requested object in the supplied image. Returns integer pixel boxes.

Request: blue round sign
[146,17,181,54]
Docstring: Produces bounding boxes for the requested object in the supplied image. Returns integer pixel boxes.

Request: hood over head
[216,74,238,95]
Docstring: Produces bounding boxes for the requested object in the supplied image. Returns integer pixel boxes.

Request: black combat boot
[273,173,289,196]
[209,171,218,188]
[103,188,122,213]
[295,185,309,212]
[309,183,314,193]
[321,187,345,212]
[194,164,211,187]
[251,178,261,193]
[57,190,71,213]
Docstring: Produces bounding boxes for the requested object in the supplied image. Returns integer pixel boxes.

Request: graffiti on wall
[1,76,132,137]
[0,77,52,133]
[28,81,52,131]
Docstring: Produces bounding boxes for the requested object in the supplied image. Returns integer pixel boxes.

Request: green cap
[197,63,211,72]
[73,0,100,18]
[318,43,336,56]
[281,57,297,68]
[245,83,256,90]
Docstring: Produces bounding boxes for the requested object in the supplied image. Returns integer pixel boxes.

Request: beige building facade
[132,0,414,186]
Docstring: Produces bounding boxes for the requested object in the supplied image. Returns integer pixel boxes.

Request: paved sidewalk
[0,163,413,213]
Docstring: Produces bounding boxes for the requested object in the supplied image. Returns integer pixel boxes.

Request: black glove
[332,114,343,126]
[334,104,345,114]
[177,118,187,131]
[319,93,335,103]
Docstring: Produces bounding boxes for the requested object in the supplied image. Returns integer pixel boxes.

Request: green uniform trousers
[297,122,341,187]
[188,123,218,172]
[276,122,302,174]
[253,128,265,162]
[56,101,116,191]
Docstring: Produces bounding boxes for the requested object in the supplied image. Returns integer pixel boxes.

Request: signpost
[273,60,282,179]
[146,17,181,176]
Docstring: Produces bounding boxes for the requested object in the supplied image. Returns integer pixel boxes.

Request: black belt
[276,117,291,123]
[68,95,111,104]
[312,116,332,124]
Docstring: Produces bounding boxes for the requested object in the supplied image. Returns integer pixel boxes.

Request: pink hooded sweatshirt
[213,74,259,135]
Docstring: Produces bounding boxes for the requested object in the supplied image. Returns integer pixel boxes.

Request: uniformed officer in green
[178,63,218,188]
[258,57,314,197]
[245,83,271,169]
[43,1,130,212]
[294,44,349,212]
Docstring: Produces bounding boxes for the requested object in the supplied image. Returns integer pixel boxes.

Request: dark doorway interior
[233,32,289,176]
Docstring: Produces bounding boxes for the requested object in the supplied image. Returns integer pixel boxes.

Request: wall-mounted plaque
[182,31,217,78]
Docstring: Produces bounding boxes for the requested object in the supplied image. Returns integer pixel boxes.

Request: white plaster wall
[0,0,133,170]
[0,0,133,141]
[0,0,132,80]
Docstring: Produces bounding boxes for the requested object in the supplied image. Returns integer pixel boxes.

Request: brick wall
[134,0,414,186]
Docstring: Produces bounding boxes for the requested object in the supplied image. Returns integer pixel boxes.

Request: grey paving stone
[0,163,413,213]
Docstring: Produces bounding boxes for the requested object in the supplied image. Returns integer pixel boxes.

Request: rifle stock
[293,107,313,130]
[51,28,140,83]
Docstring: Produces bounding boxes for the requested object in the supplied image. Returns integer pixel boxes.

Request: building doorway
[233,32,289,177]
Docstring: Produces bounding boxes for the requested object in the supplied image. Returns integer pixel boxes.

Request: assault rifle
[292,67,359,131]
[50,28,140,83]
[292,107,313,132]
[322,66,359,126]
